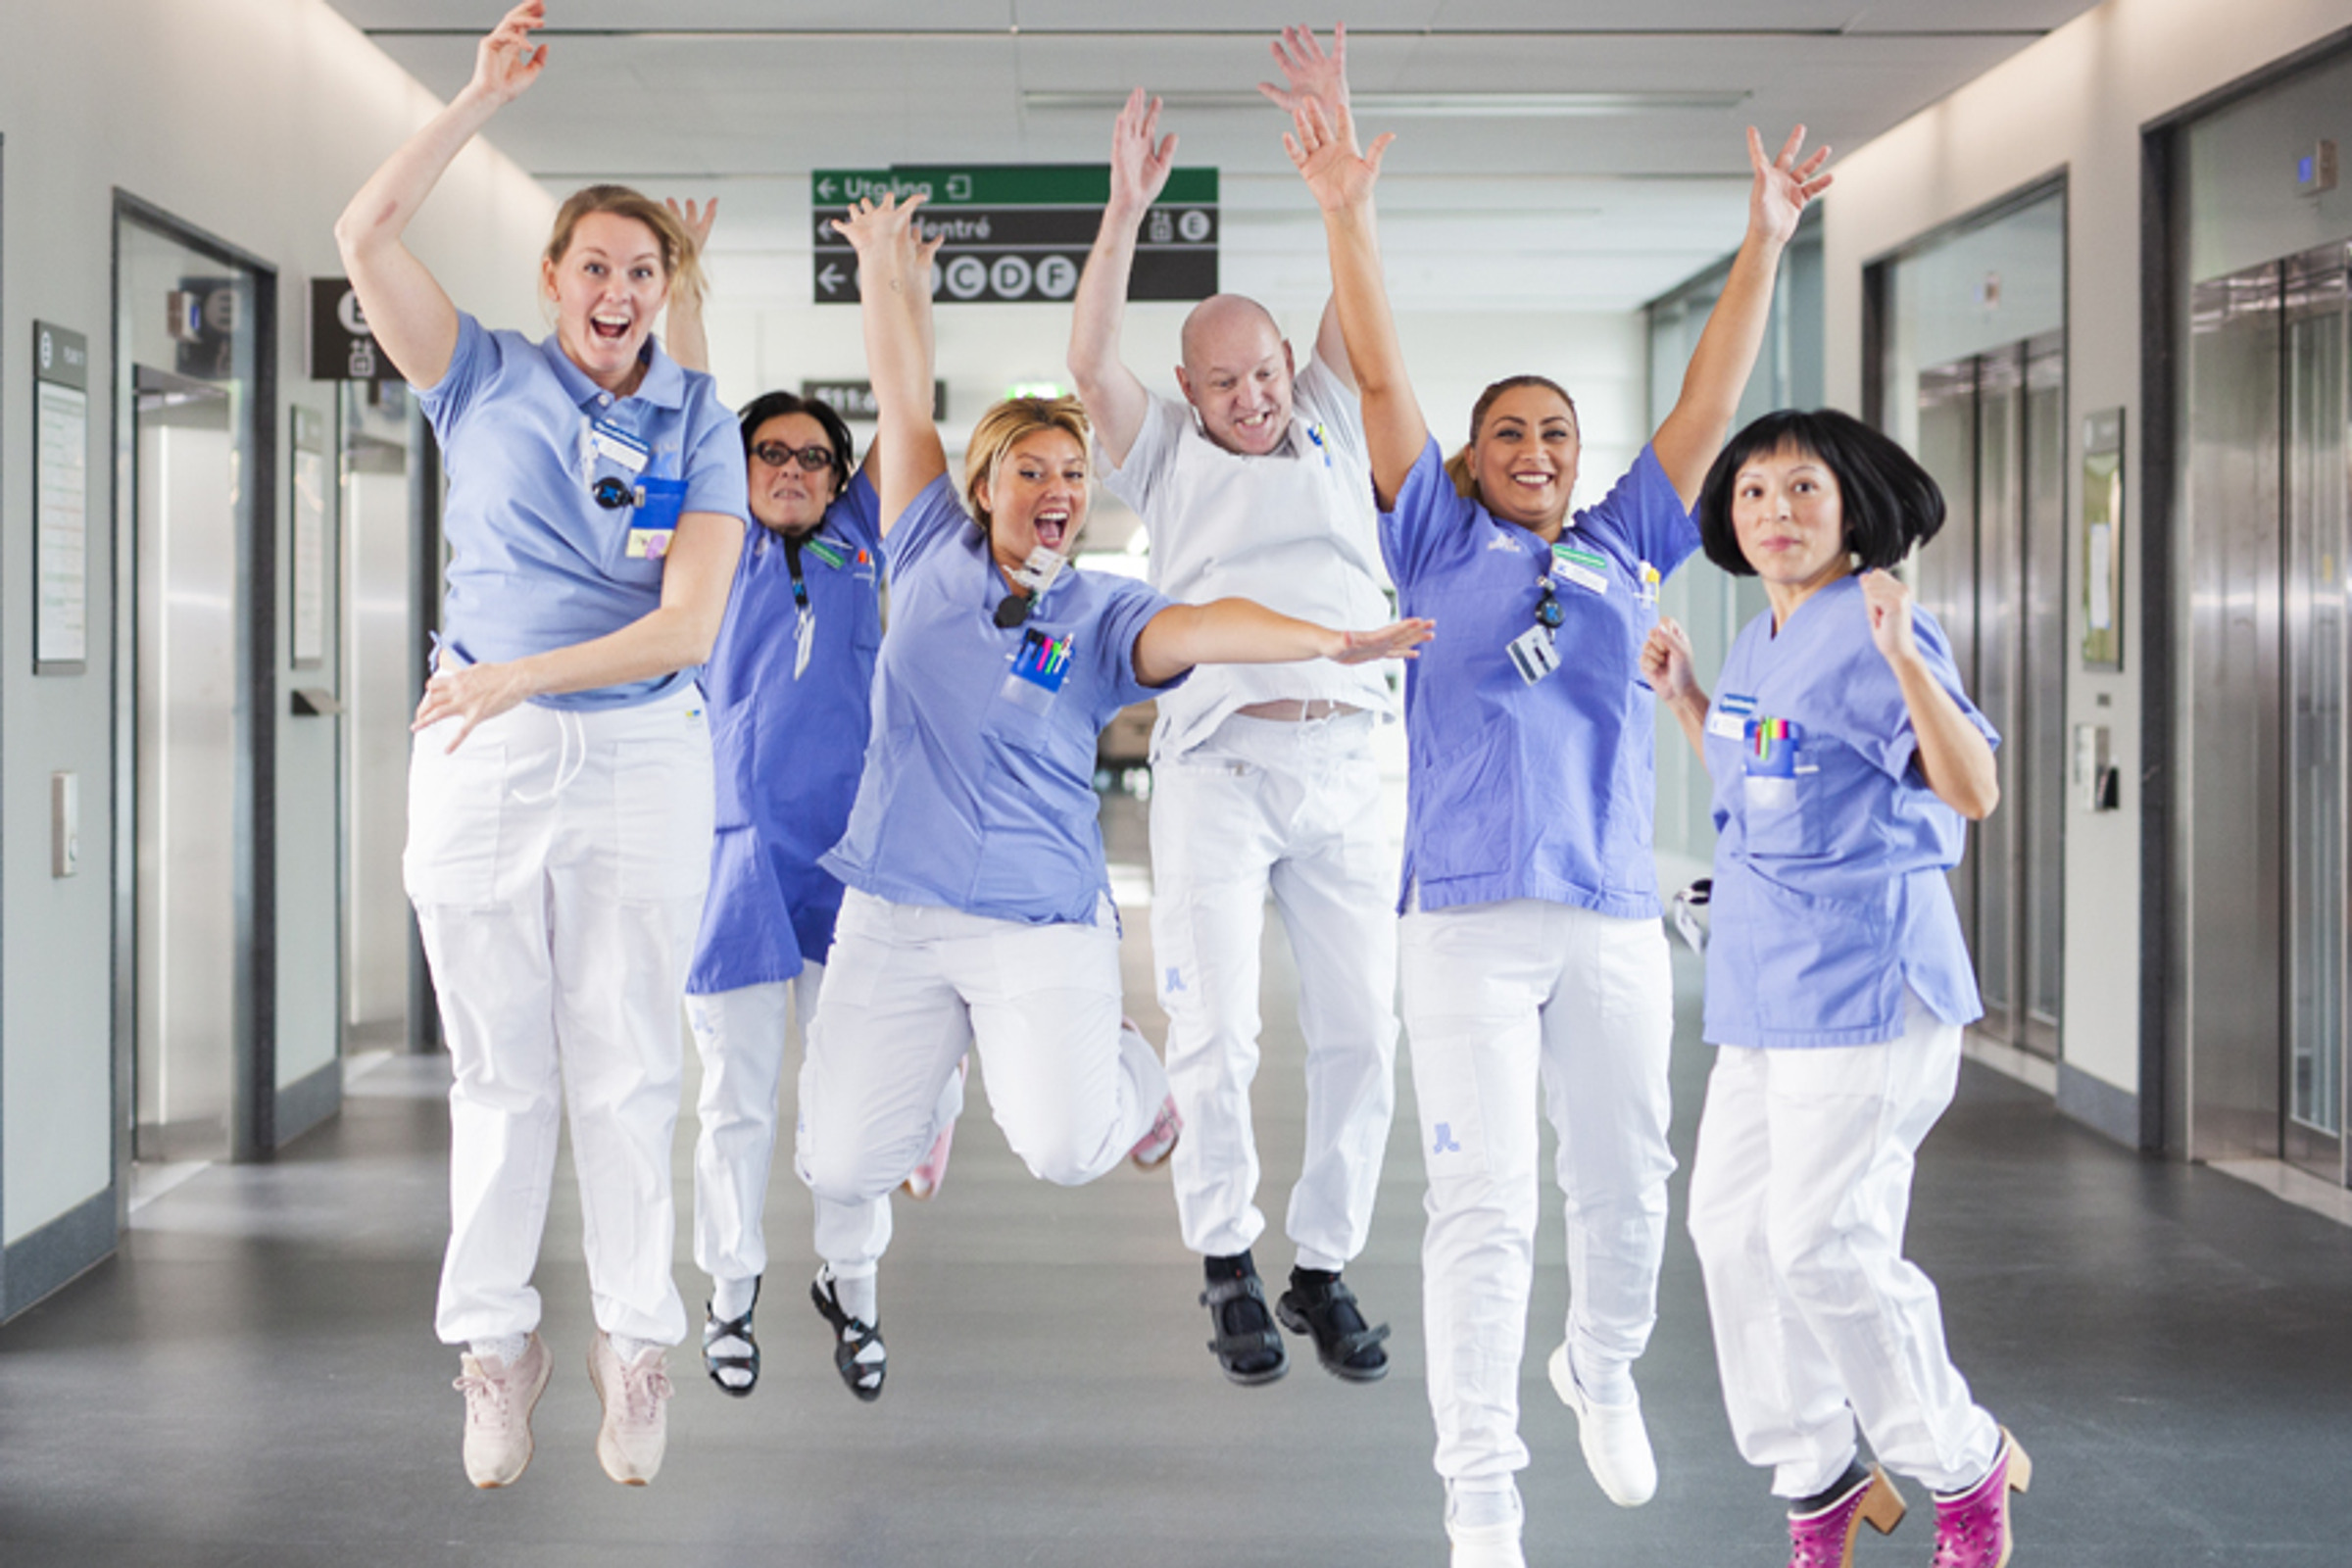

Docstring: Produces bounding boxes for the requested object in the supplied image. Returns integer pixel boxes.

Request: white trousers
[1687,991,2001,1497]
[409,687,710,1348]
[1151,711,1398,1268]
[795,889,1164,1273]
[688,966,956,1292]
[1399,899,1675,1488]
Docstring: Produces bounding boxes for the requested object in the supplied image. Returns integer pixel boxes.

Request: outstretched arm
[1860,571,2000,818]
[1286,100,1425,509]
[334,0,549,389]
[1133,601,1433,689]
[1650,125,1834,507]
[1642,617,1712,762]
[1259,24,1358,391]
[834,195,946,533]
[661,197,717,373]
[1068,89,1177,466]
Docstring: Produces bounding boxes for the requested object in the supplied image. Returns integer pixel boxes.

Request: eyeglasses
[1534,577,1564,629]
[592,476,642,510]
[752,441,836,473]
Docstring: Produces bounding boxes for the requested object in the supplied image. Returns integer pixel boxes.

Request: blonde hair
[543,184,706,302]
[1445,374,1579,500]
[962,396,1092,533]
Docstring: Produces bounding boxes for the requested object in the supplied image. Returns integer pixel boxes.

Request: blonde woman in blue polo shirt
[1289,96,1830,1568]
[792,192,1430,1399]
[335,0,746,1491]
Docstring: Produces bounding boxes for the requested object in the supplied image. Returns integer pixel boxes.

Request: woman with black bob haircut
[1646,409,2027,1568]
[1691,407,1944,579]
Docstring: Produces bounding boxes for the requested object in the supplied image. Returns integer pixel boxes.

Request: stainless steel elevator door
[2282,244,2348,1171]
[1915,362,1982,946]
[2022,340,2067,1052]
[1975,348,2025,1038]
[132,370,236,1161]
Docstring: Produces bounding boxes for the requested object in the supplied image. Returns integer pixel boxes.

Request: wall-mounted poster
[291,406,327,668]
[34,320,91,674]
[2082,407,2125,671]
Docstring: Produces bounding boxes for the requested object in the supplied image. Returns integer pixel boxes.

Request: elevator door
[2183,243,2349,1182]
[340,386,416,1055]
[1913,335,2066,1058]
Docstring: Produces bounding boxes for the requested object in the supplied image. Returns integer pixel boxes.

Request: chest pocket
[1740,715,1820,859]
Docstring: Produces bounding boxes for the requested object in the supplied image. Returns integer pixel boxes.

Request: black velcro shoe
[1277,1267,1390,1383]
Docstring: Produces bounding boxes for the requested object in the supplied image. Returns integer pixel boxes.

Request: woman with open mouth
[790,191,1431,1401]
[1288,94,1828,1568]
[335,0,747,1492]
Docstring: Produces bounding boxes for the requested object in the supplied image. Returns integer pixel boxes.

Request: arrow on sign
[817,177,838,200]
[817,264,846,295]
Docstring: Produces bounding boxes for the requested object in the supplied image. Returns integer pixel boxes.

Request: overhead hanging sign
[311,277,403,382]
[810,165,1217,306]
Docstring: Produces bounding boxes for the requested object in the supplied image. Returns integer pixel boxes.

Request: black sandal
[701,1277,761,1397]
[809,1270,885,1403]
[1277,1267,1391,1383]
[1200,1255,1288,1386]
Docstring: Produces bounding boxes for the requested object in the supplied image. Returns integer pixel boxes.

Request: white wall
[1822,0,2352,1106]
[1,0,551,1252]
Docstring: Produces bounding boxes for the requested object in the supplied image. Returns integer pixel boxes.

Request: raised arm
[1287,101,1425,509]
[333,0,549,389]
[1650,126,1833,507]
[1067,89,1177,466]
[1133,601,1433,689]
[1642,616,1712,762]
[833,194,946,532]
[1860,571,2000,819]
[1259,25,1359,391]
[661,197,717,374]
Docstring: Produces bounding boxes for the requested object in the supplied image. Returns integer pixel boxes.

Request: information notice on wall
[34,321,91,674]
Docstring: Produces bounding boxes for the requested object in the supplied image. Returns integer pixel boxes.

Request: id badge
[1550,542,1609,595]
[590,417,651,473]
[1000,626,1074,715]
[1505,622,1560,684]
[1709,692,1757,742]
[625,475,687,558]
[794,606,814,679]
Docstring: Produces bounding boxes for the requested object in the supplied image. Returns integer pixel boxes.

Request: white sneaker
[454,1332,552,1488]
[1128,1093,1182,1170]
[587,1330,673,1486]
[1547,1343,1657,1506]
[1445,1486,1526,1568]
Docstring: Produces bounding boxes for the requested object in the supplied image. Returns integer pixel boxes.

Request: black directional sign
[811,165,1217,306]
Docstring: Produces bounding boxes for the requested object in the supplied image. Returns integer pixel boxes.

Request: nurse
[1643,409,2027,1568]
[793,192,1431,1399]
[660,214,964,1401]
[1286,99,1828,1567]
[335,0,746,1490]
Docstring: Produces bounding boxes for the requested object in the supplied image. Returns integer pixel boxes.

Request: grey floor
[5,810,2352,1565]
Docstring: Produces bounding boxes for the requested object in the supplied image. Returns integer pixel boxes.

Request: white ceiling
[333,2,2102,312]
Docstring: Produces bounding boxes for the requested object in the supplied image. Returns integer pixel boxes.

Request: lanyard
[784,535,814,678]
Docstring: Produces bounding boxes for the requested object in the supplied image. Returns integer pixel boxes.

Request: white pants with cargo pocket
[408,686,710,1350]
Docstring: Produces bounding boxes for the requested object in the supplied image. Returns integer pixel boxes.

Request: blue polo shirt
[687,472,884,995]
[1381,437,1696,918]
[416,313,749,710]
[821,475,1180,925]
[1701,574,1997,1049]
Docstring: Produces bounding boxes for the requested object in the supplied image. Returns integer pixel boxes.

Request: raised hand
[1329,616,1436,664]
[1858,568,1921,668]
[1641,615,1699,703]
[1108,87,1179,219]
[1285,99,1394,216]
[1258,24,1351,130]
[1748,124,1834,248]
[664,196,717,255]
[830,191,928,261]
[468,0,550,109]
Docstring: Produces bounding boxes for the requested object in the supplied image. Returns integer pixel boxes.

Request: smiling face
[542,210,669,394]
[1471,383,1581,535]
[1175,296,1296,457]
[984,427,1090,572]
[746,412,840,536]
[1730,440,1853,611]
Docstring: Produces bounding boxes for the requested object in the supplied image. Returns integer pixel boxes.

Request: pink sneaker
[1788,1464,1905,1568]
[1129,1094,1183,1169]
[904,1060,967,1200]
[1932,1429,2032,1568]
[453,1332,552,1488]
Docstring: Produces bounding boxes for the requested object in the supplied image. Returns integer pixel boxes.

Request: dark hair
[1694,408,1945,576]
[1445,374,1578,500]
[737,391,856,502]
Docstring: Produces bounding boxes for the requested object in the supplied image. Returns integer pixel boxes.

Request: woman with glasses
[659,221,965,1403]
[1286,96,1829,1567]
[334,0,745,1490]
[790,192,1430,1400]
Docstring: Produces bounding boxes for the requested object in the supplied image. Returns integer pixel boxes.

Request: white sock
[710,1276,759,1321]
[1448,1482,1523,1532]
[1571,1345,1638,1405]
[826,1267,879,1327]
[610,1333,662,1363]
[469,1334,528,1368]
